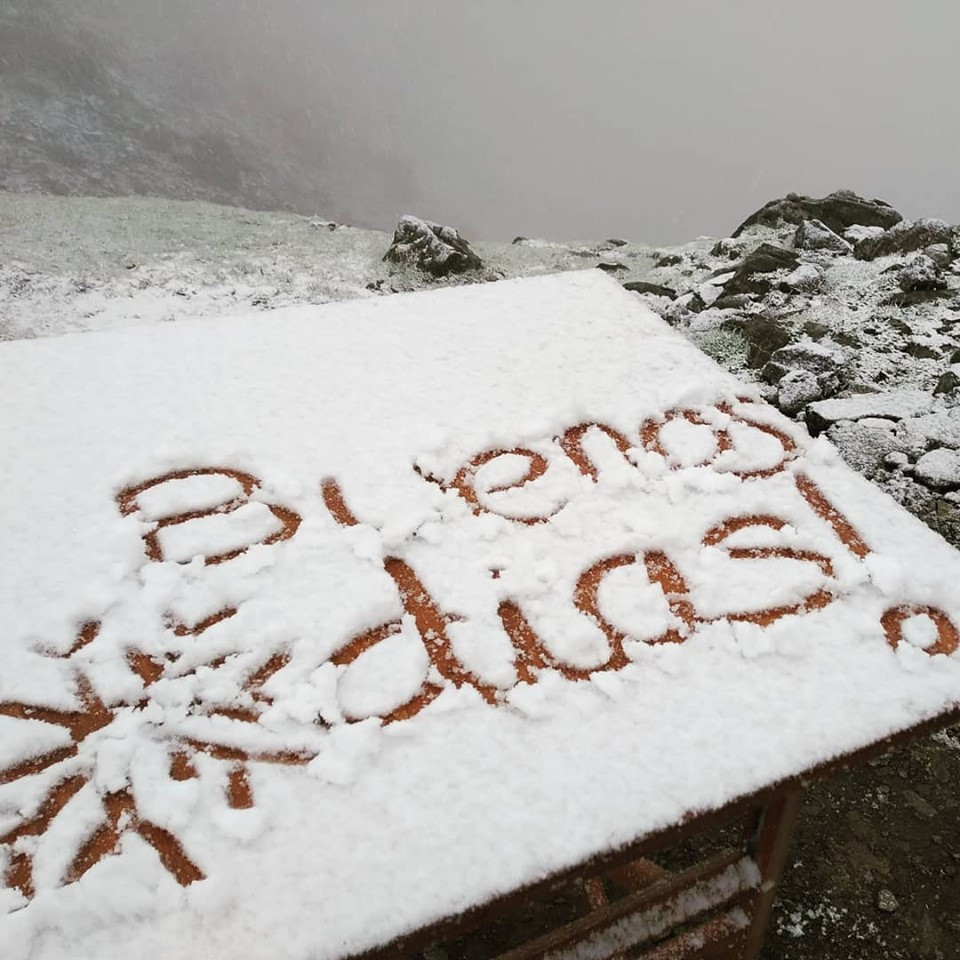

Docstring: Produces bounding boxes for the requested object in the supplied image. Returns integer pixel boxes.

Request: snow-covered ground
[0,193,655,340]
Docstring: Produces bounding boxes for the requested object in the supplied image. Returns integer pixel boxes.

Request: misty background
[3,0,959,244]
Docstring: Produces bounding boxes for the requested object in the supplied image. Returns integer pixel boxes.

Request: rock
[733,189,902,238]
[934,368,960,395]
[855,218,957,261]
[708,265,738,282]
[781,263,823,293]
[882,288,955,308]
[887,316,912,335]
[936,497,960,547]
[712,293,754,311]
[655,253,683,267]
[794,219,853,255]
[623,280,677,299]
[846,224,886,243]
[914,447,960,490]
[898,254,947,292]
[596,261,627,273]
[926,243,954,268]
[762,341,845,385]
[697,281,723,306]
[661,298,692,326]
[603,238,628,248]
[384,216,482,277]
[802,320,831,340]
[723,243,799,297]
[806,390,935,436]
[709,238,742,259]
[894,410,960,457]
[876,889,900,913]
[827,420,906,478]
[777,369,822,415]
[904,340,941,360]
[685,292,708,313]
[884,450,911,470]
[742,315,792,368]
[833,331,861,348]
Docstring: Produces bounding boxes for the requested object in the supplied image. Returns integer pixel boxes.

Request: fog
[65,0,960,243]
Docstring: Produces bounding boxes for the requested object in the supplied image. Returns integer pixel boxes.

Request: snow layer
[2,271,960,960]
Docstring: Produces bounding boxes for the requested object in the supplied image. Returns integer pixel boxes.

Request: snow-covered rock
[763,341,845,385]
[782,262,824,292]
[776,369,822,415]
[914,447,960,490]
[733,189,902,238]
[383,215,483,277]
[855,218,957,261]
[826,419,905,479]
[898,254,947,293]
[794,219,852,255]
[806,391,935,435]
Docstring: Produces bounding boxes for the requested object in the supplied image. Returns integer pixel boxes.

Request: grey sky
[73,0,960,243]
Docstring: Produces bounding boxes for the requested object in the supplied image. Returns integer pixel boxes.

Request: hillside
[0,4,335,215]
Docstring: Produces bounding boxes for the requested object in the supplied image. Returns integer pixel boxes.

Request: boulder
[762,341,845,385]
[845,224,886,243]
[776,369,822,415]
[712,293,755,311]
[914,447,960,490]
[934,367,960,396]
[623,280,677,299]
[926,243,953,268]
[697,281,724,307]
[805,389,935,436]
[827,420,905,479]
[781,263,823,293]
[895,409,960,455]
[854,218,957,261]
[903,340,941,360]
[722,243,799,297]
[802,320,831,340]
[793,219,853,255]
[882,289,954,308]
[733,189,902,238]
[741,315,792,368]
[654,253,683,267]
[709,238,742,259]
[898,254,947,292]
[384,216,482,277]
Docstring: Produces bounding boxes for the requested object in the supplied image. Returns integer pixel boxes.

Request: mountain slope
[0,4,333,213]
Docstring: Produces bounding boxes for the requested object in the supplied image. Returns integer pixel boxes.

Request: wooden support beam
[741,785,804,960]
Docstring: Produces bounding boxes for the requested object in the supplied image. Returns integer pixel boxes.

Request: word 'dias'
[1,271,960,960]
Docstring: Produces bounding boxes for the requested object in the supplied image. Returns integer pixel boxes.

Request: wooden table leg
[742,785,803,959]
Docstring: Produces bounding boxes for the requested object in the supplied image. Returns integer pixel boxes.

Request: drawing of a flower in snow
[0,468,308,907]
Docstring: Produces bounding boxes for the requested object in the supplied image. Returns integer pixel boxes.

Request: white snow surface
[3,271,960,960]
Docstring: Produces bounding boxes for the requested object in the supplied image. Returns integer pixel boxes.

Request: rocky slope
[629,190,960,550]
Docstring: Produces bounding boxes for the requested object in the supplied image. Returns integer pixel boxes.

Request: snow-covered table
[2,271,959,960]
